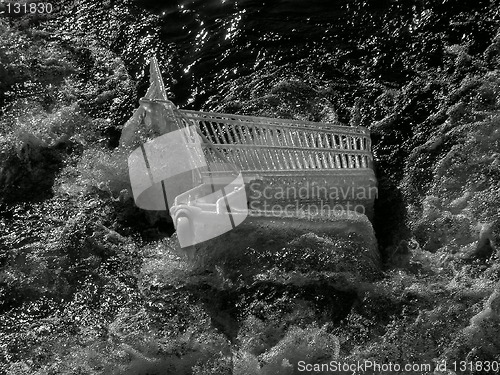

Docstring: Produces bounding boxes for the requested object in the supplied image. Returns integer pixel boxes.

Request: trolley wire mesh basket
[123,57,378,247]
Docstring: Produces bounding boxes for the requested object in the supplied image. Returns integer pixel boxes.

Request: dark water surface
[130,0,496,108]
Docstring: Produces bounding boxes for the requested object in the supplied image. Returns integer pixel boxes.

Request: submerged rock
[0,137,64,204]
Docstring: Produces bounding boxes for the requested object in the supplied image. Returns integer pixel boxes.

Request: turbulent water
[141,0,380,106]
[129,0,495,107]
[2,0,500,373]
